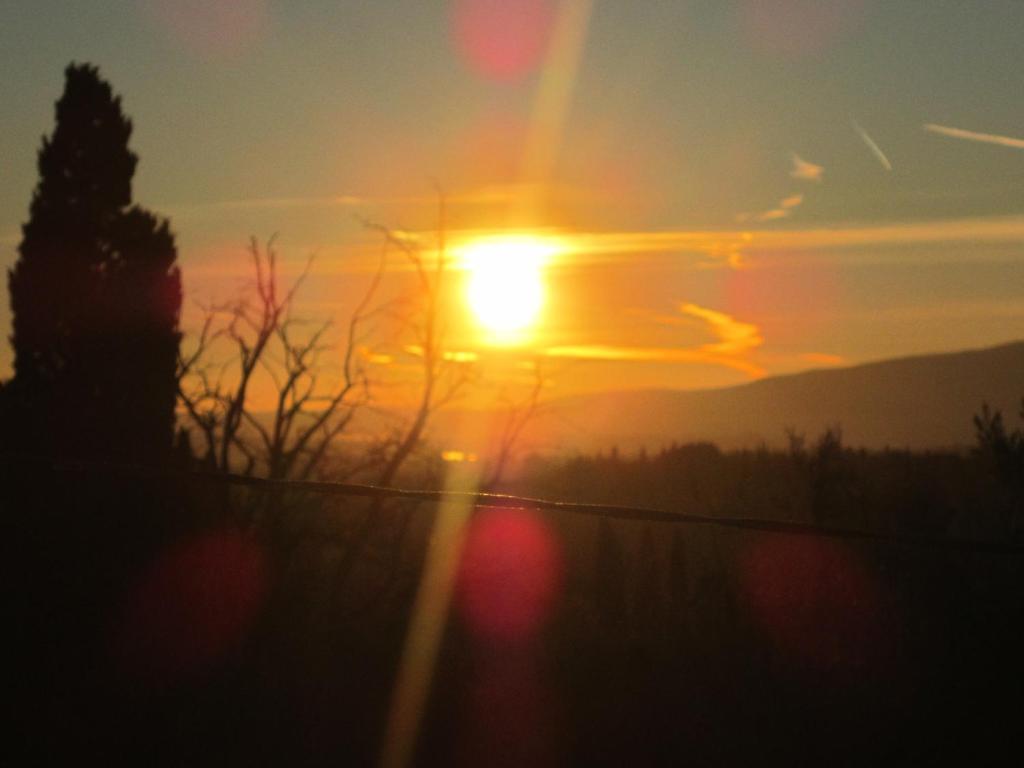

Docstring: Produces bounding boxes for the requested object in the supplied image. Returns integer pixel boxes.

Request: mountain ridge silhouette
[529,339,1024,452]
[236,340,1023,459]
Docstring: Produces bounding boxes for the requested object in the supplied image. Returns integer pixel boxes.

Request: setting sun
[458,233,560,344]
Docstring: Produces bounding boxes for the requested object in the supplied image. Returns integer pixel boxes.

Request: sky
[1,0,1022,400]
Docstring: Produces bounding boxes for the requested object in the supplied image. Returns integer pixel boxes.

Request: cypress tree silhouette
[4,63,181,463]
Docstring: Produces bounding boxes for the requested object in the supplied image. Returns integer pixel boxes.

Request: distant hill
[500,341,1024,453]
[237,341,1024,461]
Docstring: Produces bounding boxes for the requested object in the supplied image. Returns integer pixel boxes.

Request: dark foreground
[9,459,1023,766]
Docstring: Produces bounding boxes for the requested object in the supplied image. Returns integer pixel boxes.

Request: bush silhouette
[4,63,181,463]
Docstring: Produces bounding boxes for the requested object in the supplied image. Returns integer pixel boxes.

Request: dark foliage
[974,400,1024,486]
[10,442,1022,765]
[3,63,181,463]
[516,422,1023,540]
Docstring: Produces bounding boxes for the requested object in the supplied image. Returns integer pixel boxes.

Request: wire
[4,453,1022,555]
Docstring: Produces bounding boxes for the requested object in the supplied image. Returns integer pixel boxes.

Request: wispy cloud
[738,192,804,225]
[790,153,824,182]
[679,303,764,356]
[289,214,1024,281]
[161,195,369,217]
[161,187,526,218]
[739,160,813,225]
[542,344,766,377]
[544,302,767,377]
[754,208,790,223]
[358,346,395,366]
[853,121,893,171]
[566,215,1024,262]
[403,344,478,363]
[924,123,1024,150]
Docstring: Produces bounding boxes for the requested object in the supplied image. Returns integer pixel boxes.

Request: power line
[4,454,1023,555]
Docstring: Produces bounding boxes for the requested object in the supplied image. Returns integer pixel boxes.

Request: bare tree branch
[176,236,375,480]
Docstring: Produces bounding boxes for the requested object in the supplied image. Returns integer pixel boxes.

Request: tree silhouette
[974,400,1024,488]
[4,63,181,463]
[594,518,628,635]
[176,236,380,480]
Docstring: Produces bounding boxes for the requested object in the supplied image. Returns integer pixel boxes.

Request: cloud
[161,195,367,217]
[160,187,526,218]
[679,303,764,356]
[358,346,394,365]
[562,214,1024,263]
[924,123,1024,150]
[544,302,767,378]
[755,208,790,222]
[853,121,893,171]
[739,192,803,225]
[542,344,766,377]
[739,153,817,226]
[297,214,1023,281]
[790,153,824,182]
[403,344,478,363]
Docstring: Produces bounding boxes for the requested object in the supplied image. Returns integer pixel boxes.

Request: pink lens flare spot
[150,0,269,59]
[114,529,267,684]
[721,256,841,345]
[740,534,892,673]
[451,0,557,82]
[456,509,564,643]
[739,0,867,60]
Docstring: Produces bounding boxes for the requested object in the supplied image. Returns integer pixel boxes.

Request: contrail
[853,121,893,171]
[924,123,1024,150]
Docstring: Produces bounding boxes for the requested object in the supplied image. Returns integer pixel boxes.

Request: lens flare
[114,530,266,684]
[739,535,892,673]
[722,257,841,346]
[456,509,563,643]
[451,0,556,81]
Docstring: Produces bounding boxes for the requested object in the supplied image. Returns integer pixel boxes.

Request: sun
[458,233,559,345]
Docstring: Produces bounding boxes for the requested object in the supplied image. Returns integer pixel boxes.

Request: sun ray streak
[517,0,595,220]
[380,465,480,768]
[380,9,595,762]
